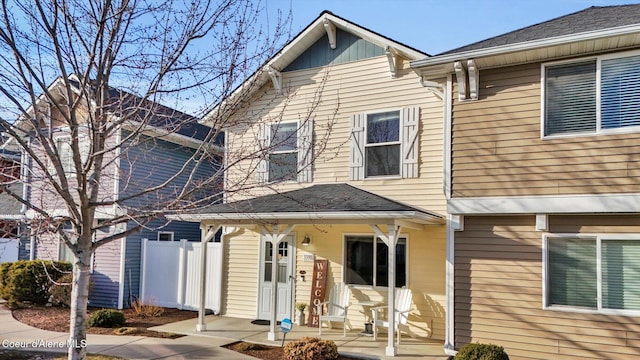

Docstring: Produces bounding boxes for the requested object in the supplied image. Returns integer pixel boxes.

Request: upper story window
[350,107,419,180]
[256,119,313,184]
[544,234,640,315]
[365,111,401,177]
[269,122,298,182]
[543,51,640,137]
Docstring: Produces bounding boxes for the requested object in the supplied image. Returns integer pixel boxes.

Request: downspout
[444,74,457,356]
[421,73,457,355]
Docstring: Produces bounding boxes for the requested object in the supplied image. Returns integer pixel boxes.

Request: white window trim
[51,135,74,176]
[268,120,299,183]
[157,231,175,241]
[541,49,640,140]
[363,109,402,179]
[542,233,640,316]
[342,233,409,289]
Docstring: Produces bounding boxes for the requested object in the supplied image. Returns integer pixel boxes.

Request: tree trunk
[67,249,92,360]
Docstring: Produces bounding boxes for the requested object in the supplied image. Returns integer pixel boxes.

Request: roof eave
[411,23,640,73]
[167,210,444,226]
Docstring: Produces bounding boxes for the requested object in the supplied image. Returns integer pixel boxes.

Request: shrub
[0,260,72,307]
[131,298,164,318]
[88,309,126,328]
[49,272,95,307]
[283,337,339,360]
[453,343,510,360]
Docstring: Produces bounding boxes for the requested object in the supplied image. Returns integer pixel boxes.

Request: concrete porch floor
[150,315,449,359]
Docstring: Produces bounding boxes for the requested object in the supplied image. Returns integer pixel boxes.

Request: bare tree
[0,1,341,359]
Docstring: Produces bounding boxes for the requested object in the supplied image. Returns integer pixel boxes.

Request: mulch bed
[12,305,197,339]
[224,341,362,360]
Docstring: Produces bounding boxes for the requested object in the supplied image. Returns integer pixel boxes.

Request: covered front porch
[170,183,447,357]
[151,314,449,359]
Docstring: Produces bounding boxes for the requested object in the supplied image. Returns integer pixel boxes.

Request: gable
[283,28,385,72]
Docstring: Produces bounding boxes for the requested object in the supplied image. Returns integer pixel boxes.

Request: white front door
[258,235,295,321]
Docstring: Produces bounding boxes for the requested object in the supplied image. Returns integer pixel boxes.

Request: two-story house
[20,76,222,309]
[173,11,448,357]
[413,4,640,360]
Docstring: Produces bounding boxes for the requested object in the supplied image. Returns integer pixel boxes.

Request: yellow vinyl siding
[451,62,640,197]
[221,230,260,319]
[455,215,640,360]
[225,56,445,213]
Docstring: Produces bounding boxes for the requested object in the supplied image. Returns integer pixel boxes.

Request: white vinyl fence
[0,238,19,263]
[140,238,222,313]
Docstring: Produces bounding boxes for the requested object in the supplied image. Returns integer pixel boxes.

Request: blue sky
[272,0,639,55]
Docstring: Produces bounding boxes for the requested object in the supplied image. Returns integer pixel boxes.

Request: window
[344,235,406,287]
[269,122,298,182]
[157,232,174,241]
[256,120,313,183]
[56,137,73,174]
[349,107,419,180]
[58,223,75,263]
[545,235,640,314]
[543,52,640,136]
[365,111,400,177]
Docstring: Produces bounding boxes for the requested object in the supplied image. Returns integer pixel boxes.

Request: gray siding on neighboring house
[118,132,219,307]
[89,237,122,308]
[283,28,385,71]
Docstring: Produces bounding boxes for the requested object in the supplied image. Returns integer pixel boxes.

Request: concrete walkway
[0,306,253,359]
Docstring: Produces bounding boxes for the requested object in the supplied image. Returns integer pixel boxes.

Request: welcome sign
[307,259,328,327]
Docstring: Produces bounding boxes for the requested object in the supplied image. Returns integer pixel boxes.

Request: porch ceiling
[170,183,444,228]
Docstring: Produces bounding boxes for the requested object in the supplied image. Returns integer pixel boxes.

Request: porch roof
[171,183,444,227]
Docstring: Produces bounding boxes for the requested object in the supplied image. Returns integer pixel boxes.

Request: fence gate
[140,239,222,313]
[0,238,19,263]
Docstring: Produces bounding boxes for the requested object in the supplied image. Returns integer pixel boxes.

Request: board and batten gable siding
[450,62,640,198]
[225,55,445,213]
[283,28,385,71]
[455,215,640,360]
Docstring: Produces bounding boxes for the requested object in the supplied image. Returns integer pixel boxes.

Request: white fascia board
[119,120,213,151]
[168,211,444,224]
[411,24,640,69]
[448,194,640,215]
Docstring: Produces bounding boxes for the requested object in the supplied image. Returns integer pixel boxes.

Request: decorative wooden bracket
[453,61,467,101]
[266,66,282,95]
[323,18,336,49]
[467,59,479,100]
[386,46,399,78]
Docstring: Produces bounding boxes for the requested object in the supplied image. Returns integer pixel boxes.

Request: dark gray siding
[119,133,219,307]
[89,237,122,308]
[284,28,385,71]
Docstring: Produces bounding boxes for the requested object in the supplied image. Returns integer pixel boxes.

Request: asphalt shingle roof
[189,183,440,217]
[440,4,640,55]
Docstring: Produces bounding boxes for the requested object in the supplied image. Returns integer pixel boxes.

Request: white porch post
[197,224,221,332]
[259,224,295,341]
[372,224,402,357]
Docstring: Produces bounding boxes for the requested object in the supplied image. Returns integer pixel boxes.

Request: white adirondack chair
[371,288,413,344]
[317,283,351,336]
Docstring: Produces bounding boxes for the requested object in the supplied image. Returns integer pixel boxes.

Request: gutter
[167,211,445,224]
[410,23,640,68]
